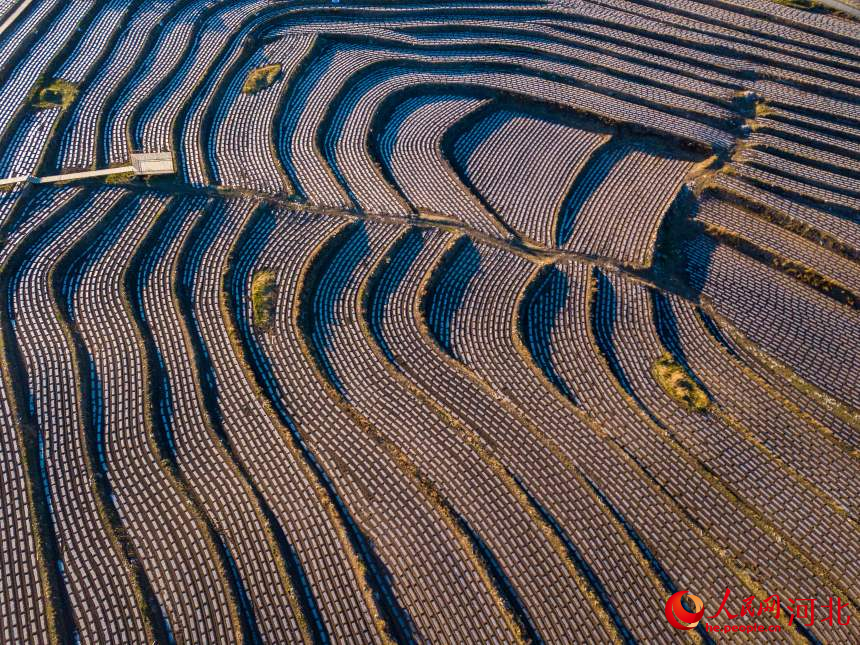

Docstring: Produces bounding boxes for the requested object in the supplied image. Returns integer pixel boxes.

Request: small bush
[652,353,709,412]
[242,64,282,94]
[32,79,78,110]
[251,270,277,330]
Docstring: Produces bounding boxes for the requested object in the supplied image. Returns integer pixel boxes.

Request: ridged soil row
[54,2,175,171]
[196,34,271,188]
[363,226,682,643]
[0,189,101,645]
[363,22,742,120]
[419,241,788,633]
[135,0,287,155]
[720,159,859,220]
[438,97,609,246]
[316,19,742,127]
[101,0,244,167]
[55,192,239,643]
[628,0,860,61]
[0,0,109,170]
[37,1,135,174]
[127,196,309,644]
[276,37,730,214]
[210,35,314,195]
[126,200,248,642]
[125,0,236,154]
[20,188,171,643]
[588,271,858,620]
[650,288,860,524]
[308,45,732,192]
[231,211,402,644]
[305,218,618,643]
[440,97,519,226]
[235,208,521,644]
[691,307,860,451]
[173,2,348,187]
[697,218,860,312]
[180,1,327,186]
[697,0,860,50]
[294,220,539,644]
[763,108,860,152]
[175,205,320,644]
[275,38,366,209]
[748,114,860,168]
[697,301,860,451]
[519,265,723,645]
[731,144,860,200]
[228,207,401,643]
[325,77,501,221]
[652,266,855,524]
[534,258,859,577]
[0,0,71,145]
[373,92,514,239]
[173,16,256,187]
[191,2,320,187]
[655,292,860,509]
[468,250,745,623]
[701,183,860,265]
[582,0,860,93]
[0,0,64,80]
[193,198,389,644]
[744,132,860,183]
[85,0,218,169]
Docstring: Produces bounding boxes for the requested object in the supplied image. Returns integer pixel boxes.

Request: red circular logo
[665,591,705,630]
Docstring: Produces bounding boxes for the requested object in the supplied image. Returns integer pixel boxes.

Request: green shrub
[242,64,282,94]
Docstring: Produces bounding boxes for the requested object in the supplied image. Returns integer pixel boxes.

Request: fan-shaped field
[0,0,858,642]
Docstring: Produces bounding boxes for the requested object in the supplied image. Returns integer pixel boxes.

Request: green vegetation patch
[652,353,710,412]
[251,270,277,330]
[32,79,78,110]
[104,171,136,185]
[242,64,282,94]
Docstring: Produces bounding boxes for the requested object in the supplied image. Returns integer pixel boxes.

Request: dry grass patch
[652,353,709,412]
[242,64,281,94]
[771,0,820,9]
[754,101,775,119]
[251,270,277,331]
[104,171,136,185]
[32,79,78,110]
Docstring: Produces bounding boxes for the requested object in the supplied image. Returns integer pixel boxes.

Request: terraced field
[0,0,858,642]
